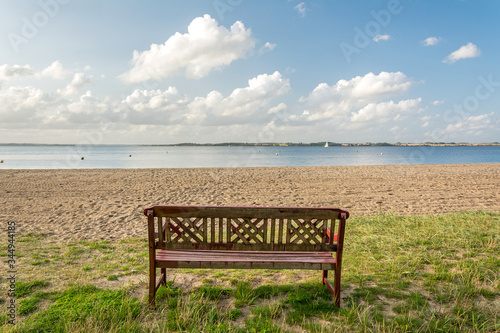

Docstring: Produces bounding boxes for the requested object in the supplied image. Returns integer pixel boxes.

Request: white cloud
[444,112,495,135]
[66,91,108,114]
[390,125,400,133]
[422,37,440,46]
[300,71,418,124]
[322,71,413,100]
[97,71,289,127]
[120,14,256,82]
[40,61,71,79]
[268,102,287,114]
[0,61,71,82]
[0,69,289,134]
[52,91,116,126]
[187,71,290,121]
[421,115,432,128]
[0,86,45,110]
[294,2,307,17]
[58,73,93,97]
[0,86,112,128]
[0,64,36,80]
[124,87,184,112]
[350,98,422,123]
[373,34,390,42]
[259,42,277,54]
[443,42,481,63]
[0,86,50,123]
[108,87,190,126]
[431,100,444,106]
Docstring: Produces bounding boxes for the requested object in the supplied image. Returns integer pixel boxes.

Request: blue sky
[0,0,499,144]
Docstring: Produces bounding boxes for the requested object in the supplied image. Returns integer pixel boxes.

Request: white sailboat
[324,142,329,147]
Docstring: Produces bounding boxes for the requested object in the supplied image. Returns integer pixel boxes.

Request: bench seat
[156,249,337,270]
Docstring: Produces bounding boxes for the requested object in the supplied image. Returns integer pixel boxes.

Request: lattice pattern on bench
[153,208,340,251]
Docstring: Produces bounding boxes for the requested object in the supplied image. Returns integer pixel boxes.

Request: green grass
[1,211,498,332]
[14,280,50,298]
[17,285,142,332]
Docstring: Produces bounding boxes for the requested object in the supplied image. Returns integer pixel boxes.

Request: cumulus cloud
[0,62,71,82]
[444,112,495,135]
[0,64,36,80]
[53,91,114,125]
[66,91,108,114]
[58,73,93,97]
[351,98,422,122]
[373,34,390,42]
[120,14,256,82]
[300,71,419,124]
[187,71,290,122]
[259,42,277,54]
[0,69,290,134]
[422,37,441,46]
[294,2,307,17]
[421,115,432,128]
[443,43,481,63]
[115,87,190,126]
[268,102,287,114]
[303,71,413,108]
[40,61,71,79]
[0,86,113,129]
[0,86,50,123]
[113,72,289,128]
[124,87,184,112]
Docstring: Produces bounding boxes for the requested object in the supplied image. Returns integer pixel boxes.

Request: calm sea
[0,145,499,169]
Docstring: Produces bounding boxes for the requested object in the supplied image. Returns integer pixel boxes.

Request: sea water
[0,145,499,169]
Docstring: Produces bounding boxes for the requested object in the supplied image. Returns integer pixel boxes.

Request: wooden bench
[144,205,349,307]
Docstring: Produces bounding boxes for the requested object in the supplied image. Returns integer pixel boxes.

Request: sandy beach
[1,164,499,241]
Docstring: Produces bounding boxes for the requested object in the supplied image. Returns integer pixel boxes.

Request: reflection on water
[0,145,499,169]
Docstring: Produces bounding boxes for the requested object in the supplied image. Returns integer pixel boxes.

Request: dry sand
[1,164,499,241]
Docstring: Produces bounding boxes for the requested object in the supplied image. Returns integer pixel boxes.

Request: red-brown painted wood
[146,205,349,308]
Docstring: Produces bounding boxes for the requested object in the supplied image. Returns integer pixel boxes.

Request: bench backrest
[145,205,349,252]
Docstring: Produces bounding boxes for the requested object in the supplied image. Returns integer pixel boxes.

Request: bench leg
[147,211,157,308]
[322,270,340,307]
[161,268,167,286]
[334,268,341,307]
[149,267,156,307]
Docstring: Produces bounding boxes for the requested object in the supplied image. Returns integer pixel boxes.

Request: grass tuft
[15,280,50,298]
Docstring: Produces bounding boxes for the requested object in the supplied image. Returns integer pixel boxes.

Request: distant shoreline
[1,142,499,147]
